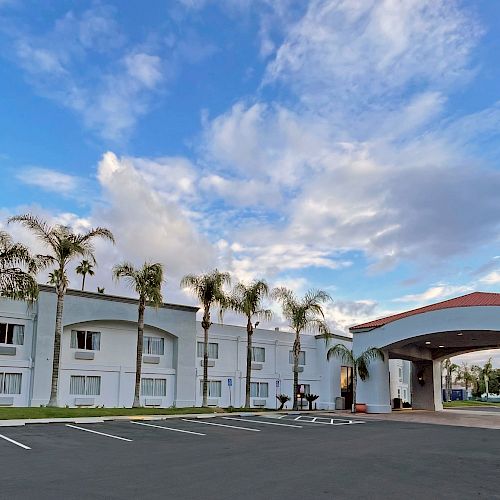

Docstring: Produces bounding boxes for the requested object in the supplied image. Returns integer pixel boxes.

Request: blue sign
[276,380,280,387]
[228,378,233,387]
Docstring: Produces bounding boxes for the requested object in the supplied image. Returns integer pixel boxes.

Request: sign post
[275,379,280,409]
[228,378,233,407]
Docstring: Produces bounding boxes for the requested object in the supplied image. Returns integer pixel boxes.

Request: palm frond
[356,347,384,381]
[8,214,55,249]
[327,343,354,364]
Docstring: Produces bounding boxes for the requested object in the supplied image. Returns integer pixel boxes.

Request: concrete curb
[0,409,327,427]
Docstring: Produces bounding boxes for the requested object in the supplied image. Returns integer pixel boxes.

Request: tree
[456,362,475,395]
[442,359,459,402]
[273,287,331,410]
[229,280,272,408]
[0,231,42,300]
[181,269,231,407]
[9,214,114,406]
[47,269,68,288]
[471,365,483,397]
[113,262,164,408]
[482,358,494,401]
[327,344,385,413]
[76,259,94,291]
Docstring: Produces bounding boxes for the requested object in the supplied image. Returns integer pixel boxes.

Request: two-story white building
[0,286,408,410]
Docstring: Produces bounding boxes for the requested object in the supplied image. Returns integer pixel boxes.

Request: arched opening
[351,292,500,413]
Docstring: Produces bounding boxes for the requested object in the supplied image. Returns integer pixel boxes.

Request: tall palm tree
[113,262,164,408]
[76,259,94,291]
[9,214,114,406]
[442,358,459,402]
[482,358,494,401]
[0,231,42,300]
[273,287,331,410]
[327,344,385,413]
[471,364,483,396]
[181,269,231,407]
[456,362,475,396]
[230,280,272,408]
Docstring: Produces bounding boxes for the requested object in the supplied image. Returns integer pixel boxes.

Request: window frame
[0,322,25,346]
[251,346,266,363]
[141,378,167,397]
[200,380,222,398]
[289,350,306,365]
[143,336,165,356]
[0,372,22,394]
[71,330,101,351]
[197,342,219,359]
[69,375,101,396]
[250,381,269,398]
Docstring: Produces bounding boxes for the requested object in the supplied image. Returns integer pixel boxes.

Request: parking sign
[228,378,233,387]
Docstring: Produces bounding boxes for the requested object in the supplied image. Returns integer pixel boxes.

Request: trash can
[335,396,345,410]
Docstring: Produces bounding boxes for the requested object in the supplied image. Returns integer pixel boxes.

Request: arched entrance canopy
[350,292,500,413]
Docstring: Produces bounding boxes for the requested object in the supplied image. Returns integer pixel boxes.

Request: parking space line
[181,419,260,432]
[222,417,303,429]
[0,433,31,450]
[130,421,205,436]
[66,424,132,442]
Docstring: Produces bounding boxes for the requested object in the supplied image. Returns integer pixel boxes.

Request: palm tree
[76,259,94,291]
[47,269,68,288]
[442,359,459,402]
[113,262,164,408]
[9,214,114,406]
[273,288,331,410]
[327,344,385,413]
[97,287,105,294]
[456,362,475,397]
[471,364,483,396]
[0,231,41,300]
[482,358,494,401]
[229,280,272,408]
[180,269,231,407]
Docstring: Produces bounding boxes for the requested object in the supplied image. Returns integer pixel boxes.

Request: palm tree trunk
[292,333,300,410]
[81,273,86,291]
[201,309,210,408]
[245,318,253,408]
[133,298,145,408]
[48,286,65,407]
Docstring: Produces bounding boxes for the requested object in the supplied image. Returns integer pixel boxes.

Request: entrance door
[340,366,353,409]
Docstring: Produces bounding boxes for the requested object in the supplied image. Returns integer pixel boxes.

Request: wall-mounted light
[439,345,444,348]
[417,369,425,386]
[425,341,431,345]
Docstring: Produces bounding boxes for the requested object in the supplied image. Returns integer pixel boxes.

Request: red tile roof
[350,292,500,331]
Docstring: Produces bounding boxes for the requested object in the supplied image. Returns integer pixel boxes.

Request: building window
[398,367,403,382]
[397,388,401,398]
[200,380,221,398]
[289,350,306,365]
[0,323,24,345]
[141,378,166,397]
[251,347,265,362]
[197,342,219,359]
[0,373,22,394]
[341,366,353,392]
[298,384,311,395]
[70,375,101,396]
[71,331,101,351]
[143,337,164,355]
[250,382,269,398]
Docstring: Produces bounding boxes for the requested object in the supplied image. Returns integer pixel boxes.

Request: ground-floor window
[0,372,22,394]
[250,382,269,398]
[70,375,101,396]
[141,378,166,397]
[200,380,221,397]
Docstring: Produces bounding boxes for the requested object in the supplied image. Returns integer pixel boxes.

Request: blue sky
[1,1,499,363]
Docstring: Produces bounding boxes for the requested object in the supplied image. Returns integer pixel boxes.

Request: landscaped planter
[355,403,367,413]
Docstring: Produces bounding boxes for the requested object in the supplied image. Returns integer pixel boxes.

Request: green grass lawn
[443,400,500,408]
[0,406,222,420]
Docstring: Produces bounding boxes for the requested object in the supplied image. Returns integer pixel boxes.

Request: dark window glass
[77,331,86,349]
[0,324,6,343]
[6,324,14,344]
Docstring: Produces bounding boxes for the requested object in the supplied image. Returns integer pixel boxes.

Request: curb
[0,409,330,427]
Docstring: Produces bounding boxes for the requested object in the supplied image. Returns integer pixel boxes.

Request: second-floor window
[71,330,101,351]
[197,342,219,359]
[143,336,164,355]
[251,347,265,362]
[0,323,24,345]
[289,350,306,365]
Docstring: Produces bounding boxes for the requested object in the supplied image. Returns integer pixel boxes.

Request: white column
[433,359,443,411]
[356,353,391,413]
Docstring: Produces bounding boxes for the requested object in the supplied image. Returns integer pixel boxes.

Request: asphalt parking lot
[0,414,499,500]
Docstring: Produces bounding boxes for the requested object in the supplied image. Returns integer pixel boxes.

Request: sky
[0,1,499,366]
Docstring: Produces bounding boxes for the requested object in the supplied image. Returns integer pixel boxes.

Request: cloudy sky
[0,1,499,365]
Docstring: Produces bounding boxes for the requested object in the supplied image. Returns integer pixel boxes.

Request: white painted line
[130,421,205,436]
[0,433,31,450]
[182,419,260,432]
[65,424,132,442]
[223,417,303,429]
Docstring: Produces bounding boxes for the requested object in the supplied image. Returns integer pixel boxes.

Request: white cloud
[479,271,500,286]
[16,167,80,194]
[394,285,473,305]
